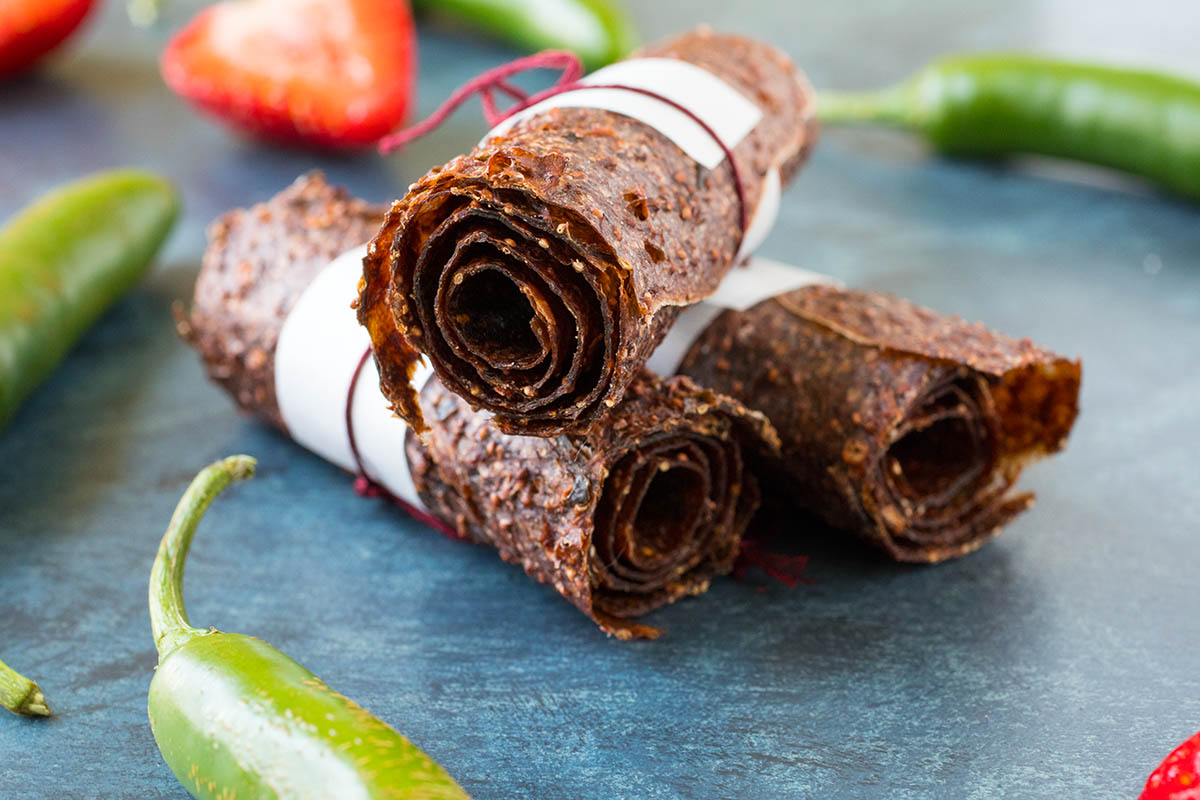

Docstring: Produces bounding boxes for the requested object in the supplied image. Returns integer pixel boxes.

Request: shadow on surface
[0,261,202,527]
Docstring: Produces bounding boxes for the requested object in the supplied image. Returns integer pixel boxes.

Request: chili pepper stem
[149,456,256,660]
[817,84,921,128]
[0,658,50,717]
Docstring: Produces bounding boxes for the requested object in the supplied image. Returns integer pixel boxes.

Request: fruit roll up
[648,259,1082,564]
[181,173,780,638]
[358,27,817,437]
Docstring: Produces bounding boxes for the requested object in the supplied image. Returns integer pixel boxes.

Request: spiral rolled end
[363,162,627,438]
[863,355,1081,563]
[404,373,781,639]
[584,377,779,634]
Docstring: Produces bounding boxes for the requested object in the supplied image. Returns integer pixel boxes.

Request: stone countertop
[2,1,1198,797]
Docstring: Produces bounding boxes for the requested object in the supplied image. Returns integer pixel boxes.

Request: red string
[733,539,811,588]
[346,347,469,542]
[378,50,583,152]
[378,50,750,234]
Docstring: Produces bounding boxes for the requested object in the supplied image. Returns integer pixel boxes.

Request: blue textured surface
[2,1,1199,797]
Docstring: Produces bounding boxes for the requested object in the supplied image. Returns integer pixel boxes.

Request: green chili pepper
[0,657,50,717]
[818,54,1200,200]
[0,169,179,434]
[148,456,470,800]
[413,0,637,70]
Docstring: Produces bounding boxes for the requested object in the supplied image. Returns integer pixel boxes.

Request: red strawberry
[0,0,98,79]
[161,0,415,150]
[1141,731,1200,800]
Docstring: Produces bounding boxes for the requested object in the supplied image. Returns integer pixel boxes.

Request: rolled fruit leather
[358,27,817,437]
[657,263,1082,564]
[180,172,781,639]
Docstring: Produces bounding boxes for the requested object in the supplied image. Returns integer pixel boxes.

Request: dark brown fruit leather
[358,28,817,437]
[409,372,778,638]
[181,172,780,638]
[677,285,1082,563]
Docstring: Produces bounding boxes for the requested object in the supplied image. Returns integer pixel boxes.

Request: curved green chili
[0,169,179,433]
[819,54,1200,200]
[412,0,637,70]
[0,657,50,717]
[148,456,469,800]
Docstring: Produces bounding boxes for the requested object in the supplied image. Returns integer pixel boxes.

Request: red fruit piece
[161,0,415,150]
[1141,731,1200,800]
[0,0,98,79]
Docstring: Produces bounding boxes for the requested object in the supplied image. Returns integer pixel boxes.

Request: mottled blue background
[2,1,1198,797]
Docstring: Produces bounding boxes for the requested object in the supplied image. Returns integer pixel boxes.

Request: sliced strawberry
[1141,731,1200,800]
[161,0,415,150]
[0,0,98,79]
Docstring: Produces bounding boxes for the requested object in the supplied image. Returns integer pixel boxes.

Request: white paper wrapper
[645,257,837,376]
[486,58,762,169]
[485,56,780,263]
[275,245,430,508]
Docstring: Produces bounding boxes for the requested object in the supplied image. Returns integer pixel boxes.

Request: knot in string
[352,473,387,498]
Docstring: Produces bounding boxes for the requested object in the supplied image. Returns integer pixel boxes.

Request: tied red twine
[346,347,468,542]
[378,50,583,148]
[377,49,750,236]
[733,539,811,588]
